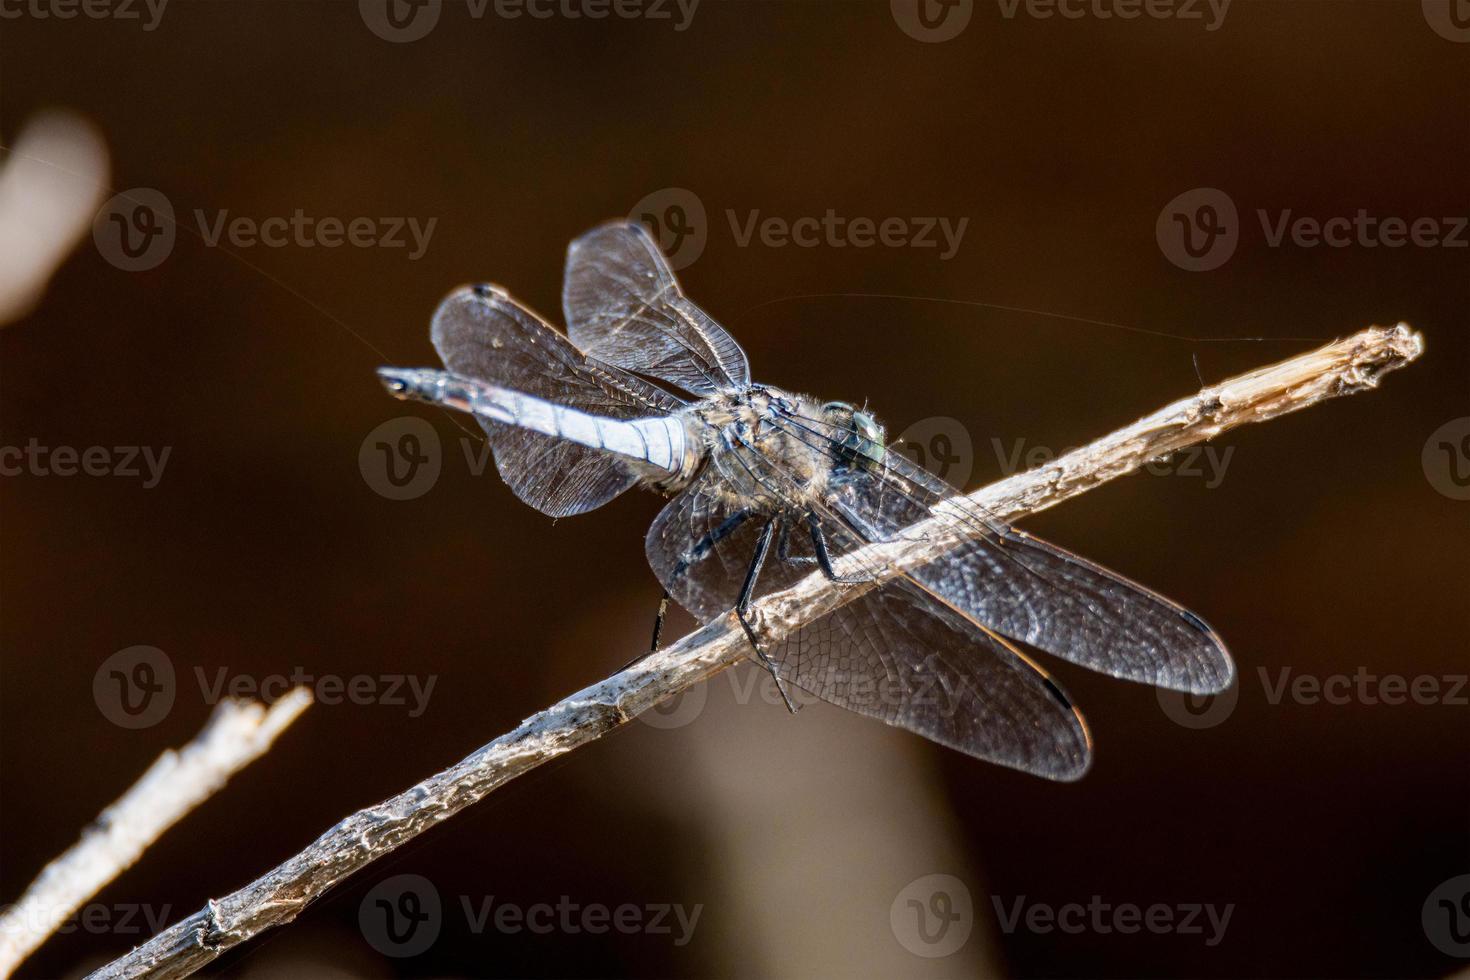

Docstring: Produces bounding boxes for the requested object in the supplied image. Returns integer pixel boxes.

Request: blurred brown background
[2,1,1467,977]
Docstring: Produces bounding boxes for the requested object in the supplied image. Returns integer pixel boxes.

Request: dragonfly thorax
[680,387,887,511]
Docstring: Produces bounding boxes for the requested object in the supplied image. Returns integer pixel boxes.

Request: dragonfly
[377,221,1235,780]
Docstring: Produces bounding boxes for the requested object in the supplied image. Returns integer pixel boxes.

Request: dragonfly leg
[671,509,753,580]
[618,589,671,673]
[648,590,671,652]
[807,513,872,584]
[736,516,799,714]
[621,511,752,674]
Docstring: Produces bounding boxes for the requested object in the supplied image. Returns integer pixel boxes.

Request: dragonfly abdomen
[378,367,693,477]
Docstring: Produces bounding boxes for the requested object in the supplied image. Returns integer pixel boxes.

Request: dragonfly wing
[646,465,810,623]
[774,580,1092,780]
[562,222,751,396]
[432,285,685,517]
[826,445,1235,695]
[648,448,1091,779]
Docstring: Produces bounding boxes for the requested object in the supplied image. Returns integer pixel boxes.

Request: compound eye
[852,411,882,439]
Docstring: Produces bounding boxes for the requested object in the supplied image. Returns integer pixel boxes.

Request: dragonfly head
[821,401,886,469]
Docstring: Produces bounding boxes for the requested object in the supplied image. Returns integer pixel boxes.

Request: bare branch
[0,690,312,979]
[88,324,1423,980]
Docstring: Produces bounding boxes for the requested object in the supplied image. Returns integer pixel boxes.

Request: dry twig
[89,324,1422,980]
[0,690,312,978]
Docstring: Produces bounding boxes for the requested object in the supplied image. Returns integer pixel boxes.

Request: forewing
[825,441,1235,695]
[562,222,751,396]
[432,285,685,517]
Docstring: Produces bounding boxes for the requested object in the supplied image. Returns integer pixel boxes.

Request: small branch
[0,690,312,978]
[89,324,1423,980]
